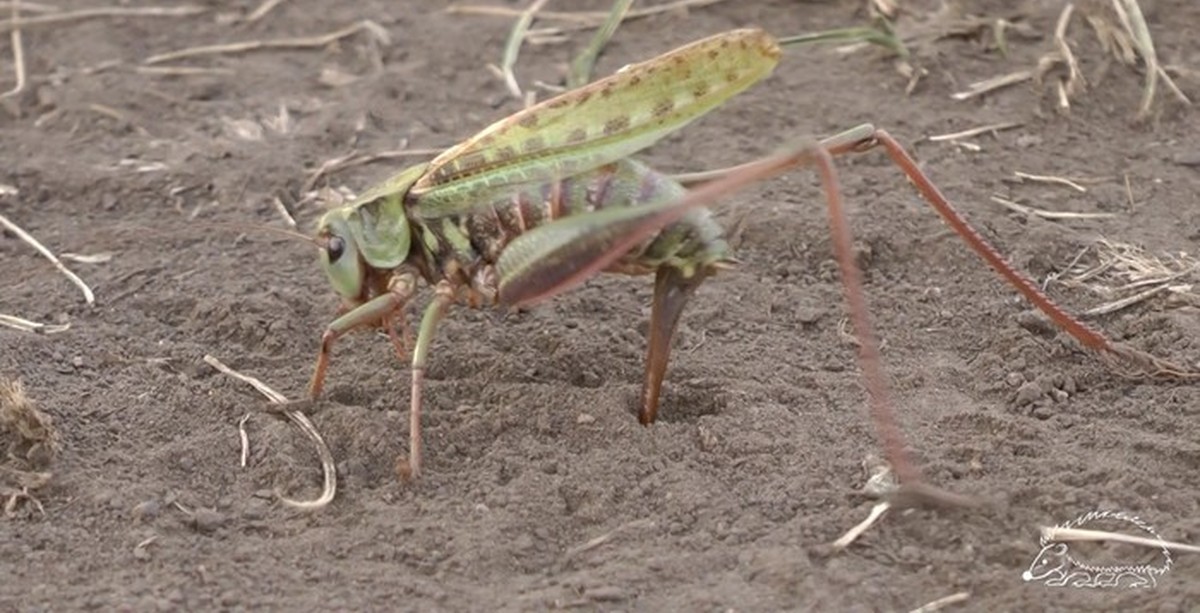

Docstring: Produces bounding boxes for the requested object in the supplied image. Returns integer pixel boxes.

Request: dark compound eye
[326,236,345,263]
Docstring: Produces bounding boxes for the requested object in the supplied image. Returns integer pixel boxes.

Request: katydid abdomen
[410,157,734,302]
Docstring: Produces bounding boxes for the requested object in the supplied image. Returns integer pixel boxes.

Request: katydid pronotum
[299,28,1193,506]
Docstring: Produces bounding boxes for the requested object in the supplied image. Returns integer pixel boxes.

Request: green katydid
[300,28,1193,501]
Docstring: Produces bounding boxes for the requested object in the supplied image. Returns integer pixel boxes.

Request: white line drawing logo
[1022,510,1172,589]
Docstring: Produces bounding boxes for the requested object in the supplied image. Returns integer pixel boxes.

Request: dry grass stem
[1042,526,1200,554]
[950,70,1033,101]
[1,471,49,515]
[1081,284,1170,317]
[532,79,566,94]
[871,0,901,19]
[135,65,236,77]
[0,0,25,100]
[1055,78,1070,112]
[524,28,570,46]
[908,592,971,613]
[244,0,289,23]
[238,413,250,468]
[270,196,296,229]
[0,212,95,304]
[0,5,205,32]
[1,376,61,515]
[1086,9,1137,63]
[144,20,389,65]
[989,195,1116,220]
[831,456,898,550]
[567,0,633,88]
[1053,4,1085,97]
[448,0,728,26]
[1013,171,1088,192]
[0,376,62,464]
[1023,0,1192,117]
[563,518,655,560]
[928,122,1022,142]
[498,0,550,101]
[831,502,891,550]
[60,252,112,264]
[1111,0,1192,118]
[0,314,70,334]
[0,2,56,13]
[1060,238,1198,316]
[303,147,444,192]
[203,355,337,511]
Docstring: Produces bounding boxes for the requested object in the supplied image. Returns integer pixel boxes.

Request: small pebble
[587,586,626,602]
[131,500,160,523]
[241,502,267,521]
[1172,151,1200,167]
[576,413,596,425]
[795,306,824,325]
[1062,375,1077,395]
[1015,381,1042,406]
[1005,372,1025,388]
[1016,134,1043,148]
[190,508,227,533]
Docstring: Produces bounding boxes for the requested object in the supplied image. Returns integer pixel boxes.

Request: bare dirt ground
[2,0,1199,610]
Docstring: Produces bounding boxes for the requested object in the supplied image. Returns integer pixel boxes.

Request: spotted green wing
[406,28,782,218]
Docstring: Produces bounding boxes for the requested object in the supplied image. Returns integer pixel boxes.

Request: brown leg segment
[307,273,418,400]
[640,266,711,425]
[867,131,1199,381]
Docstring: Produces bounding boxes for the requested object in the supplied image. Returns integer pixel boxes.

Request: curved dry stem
[273,409,337,511]
[0,212,94,305]
[203,355,337,511]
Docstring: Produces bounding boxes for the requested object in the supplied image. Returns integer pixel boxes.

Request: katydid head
[316,211,367,302]
[312,164,424,304]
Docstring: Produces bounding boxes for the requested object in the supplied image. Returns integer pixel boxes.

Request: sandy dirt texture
[2,0,1199,610]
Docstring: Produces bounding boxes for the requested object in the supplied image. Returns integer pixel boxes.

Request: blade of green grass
[567,0,632,88]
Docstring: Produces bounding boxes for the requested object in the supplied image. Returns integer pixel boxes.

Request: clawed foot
[395,454,420,483]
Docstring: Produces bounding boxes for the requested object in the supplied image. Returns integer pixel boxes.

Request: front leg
[398,280,456,482]
[308,271,418,399]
